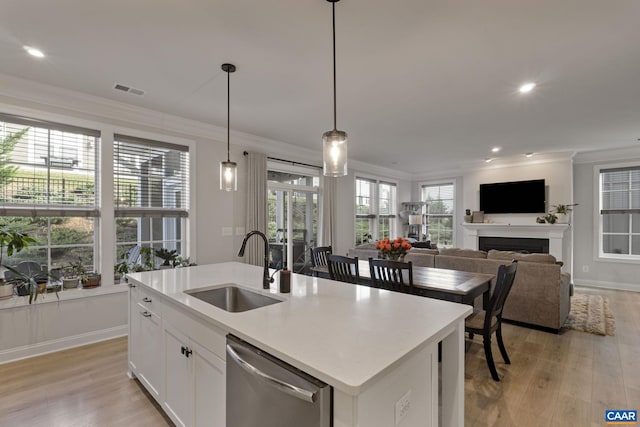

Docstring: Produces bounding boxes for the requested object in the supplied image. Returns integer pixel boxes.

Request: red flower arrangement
[375,237,412,261]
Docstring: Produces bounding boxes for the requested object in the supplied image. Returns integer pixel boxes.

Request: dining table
[312,260,495,308]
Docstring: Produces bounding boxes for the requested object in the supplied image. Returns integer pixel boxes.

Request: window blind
[600,166,640,214]
[0,113,99,217]
[114,134,189,218]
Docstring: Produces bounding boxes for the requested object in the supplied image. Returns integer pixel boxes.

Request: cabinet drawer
[136,285,161,315]
[163,301,226,360]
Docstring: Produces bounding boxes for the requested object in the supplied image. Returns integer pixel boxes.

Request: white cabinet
[163,323,226,427]
[163,324,192,427]
[128,285,163,400]
[192,340,225,427]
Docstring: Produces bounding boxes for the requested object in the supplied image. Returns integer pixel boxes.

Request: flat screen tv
[479,179,545,214]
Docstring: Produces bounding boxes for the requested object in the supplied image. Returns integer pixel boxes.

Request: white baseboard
[574,279,640,293]
[0,325,128,364]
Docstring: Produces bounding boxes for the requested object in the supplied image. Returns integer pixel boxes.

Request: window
[267,163,319,273]
[421,182,454,247]
[114,134,189,263]
[355,178,396,244]
[599,165,640,258]
[0,113,99,270]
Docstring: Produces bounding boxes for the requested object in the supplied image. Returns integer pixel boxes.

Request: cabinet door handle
[181,346,186,355]
[184,347,192,358]
[128,283,136,288]
[141,311,151,318]
[142,297,152,303]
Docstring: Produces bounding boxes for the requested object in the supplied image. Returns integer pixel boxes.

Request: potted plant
[82,272,101,288]
[140,247,155,270]
[154,248,178,269]
[0,226,36,299]
[4,264,57,304]
[114,259,130,283]
[550,203,579,224]
[61,261,83,289]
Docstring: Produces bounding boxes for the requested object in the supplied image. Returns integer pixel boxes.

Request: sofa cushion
[411,240,431,249]
[438,248,487,259]
[487,249,557,264]
[409,248,439,256]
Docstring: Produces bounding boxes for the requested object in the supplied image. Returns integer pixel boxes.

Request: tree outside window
[421,183,455,247]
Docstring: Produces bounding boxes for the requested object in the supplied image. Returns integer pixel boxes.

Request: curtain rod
[243,151,321,170]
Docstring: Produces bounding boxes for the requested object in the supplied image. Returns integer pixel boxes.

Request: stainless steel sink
[185,285,282,313]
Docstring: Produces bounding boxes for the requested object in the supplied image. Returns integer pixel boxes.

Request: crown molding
[573,145,640,164]
[0,72,411,180]
[411,151,576,181]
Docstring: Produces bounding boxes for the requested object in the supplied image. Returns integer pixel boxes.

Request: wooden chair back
[310,246,332,268]
[327,255,359,284]
[487,260,518,325]
[368,257,414,293]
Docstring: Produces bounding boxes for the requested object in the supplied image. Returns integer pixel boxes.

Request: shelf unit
[400,202,426,240]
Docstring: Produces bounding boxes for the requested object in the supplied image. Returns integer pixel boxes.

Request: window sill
[0,285,129,310]
[596,254,640,264]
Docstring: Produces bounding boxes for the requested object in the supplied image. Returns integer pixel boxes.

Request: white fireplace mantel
[462,223,570,268]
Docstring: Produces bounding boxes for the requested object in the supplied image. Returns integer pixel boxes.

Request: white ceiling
[1,0,639,173]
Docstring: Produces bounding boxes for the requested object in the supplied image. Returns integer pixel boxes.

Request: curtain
[244,152,267,265]
[320,175,337,247]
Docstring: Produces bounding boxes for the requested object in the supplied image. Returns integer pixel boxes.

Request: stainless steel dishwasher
[226,334,332,427]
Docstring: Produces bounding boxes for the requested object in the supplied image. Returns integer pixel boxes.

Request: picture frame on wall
[472,211,485,223]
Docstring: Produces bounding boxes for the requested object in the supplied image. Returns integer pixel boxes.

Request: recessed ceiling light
[23,46,45,58]
[525,152,534,158]
[491,147,501,153]
[519,82,536,93]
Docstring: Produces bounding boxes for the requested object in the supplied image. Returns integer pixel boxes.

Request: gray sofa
[347,244,571,331]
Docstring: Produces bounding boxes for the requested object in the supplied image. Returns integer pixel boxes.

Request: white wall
[461,159,573,225]
[572,148,640,291]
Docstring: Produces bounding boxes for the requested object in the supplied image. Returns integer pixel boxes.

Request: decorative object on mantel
[563,293,615,336]
[471,211,484,223]
[464,209,473,223]
[550,203,579,224]
[376,237,412,261]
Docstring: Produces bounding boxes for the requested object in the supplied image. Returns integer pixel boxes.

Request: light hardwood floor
[0,286,637,427]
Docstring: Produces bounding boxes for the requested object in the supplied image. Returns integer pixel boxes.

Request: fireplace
[478,236,549,254]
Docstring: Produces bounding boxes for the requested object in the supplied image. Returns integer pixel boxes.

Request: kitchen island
[127,262,471,427]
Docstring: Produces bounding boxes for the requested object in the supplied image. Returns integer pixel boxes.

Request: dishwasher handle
[226,344,317,403]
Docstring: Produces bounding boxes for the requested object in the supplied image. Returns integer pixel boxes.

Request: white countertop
[127,262,472,395]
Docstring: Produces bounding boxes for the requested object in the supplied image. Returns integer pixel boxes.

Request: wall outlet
[395,390,411,426]
[222,227,233,237]
[582,265,589,273]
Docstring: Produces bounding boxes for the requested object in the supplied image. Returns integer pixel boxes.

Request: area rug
[563,293,615,336]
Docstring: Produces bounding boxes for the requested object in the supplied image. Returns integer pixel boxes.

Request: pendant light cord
[332,1,337,131]
[227,68,231,162]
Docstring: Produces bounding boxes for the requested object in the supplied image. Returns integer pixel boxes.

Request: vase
[556,213,569,224]
[382,253,405,262]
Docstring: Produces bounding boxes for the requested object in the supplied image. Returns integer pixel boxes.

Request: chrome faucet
[238,230,272,289]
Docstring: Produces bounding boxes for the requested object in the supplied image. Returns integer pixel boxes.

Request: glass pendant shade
[220,160,237,191]
[322,129,348,177]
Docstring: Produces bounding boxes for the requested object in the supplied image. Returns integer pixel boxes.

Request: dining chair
[310,246,332,276]
[465,260,518,381]
[327,254,360,284]
[368,257,414,293]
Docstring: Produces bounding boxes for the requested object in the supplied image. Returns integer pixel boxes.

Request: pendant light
[220,63,238,191]
[323,0,348,177]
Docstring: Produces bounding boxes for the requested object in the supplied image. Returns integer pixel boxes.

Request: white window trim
[417,178,459,248]
[0,103,197,291]
[354,174,398,243]
[267,161,320,269]
[593,161,640,263]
